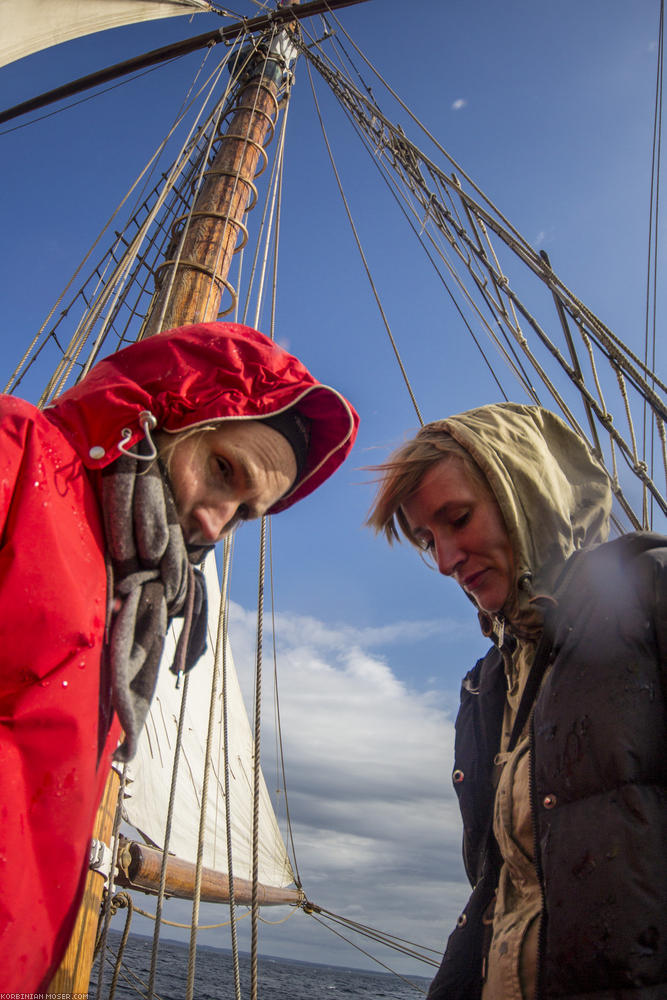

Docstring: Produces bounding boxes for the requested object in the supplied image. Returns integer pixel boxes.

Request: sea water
[91,931,431,999]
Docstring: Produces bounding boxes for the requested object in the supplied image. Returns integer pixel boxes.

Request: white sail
[0,0,213,68]
[123,553,295,889]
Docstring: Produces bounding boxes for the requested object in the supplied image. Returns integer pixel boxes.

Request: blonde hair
[367,425,487,549]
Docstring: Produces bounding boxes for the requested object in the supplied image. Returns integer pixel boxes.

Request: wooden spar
[142,58,282,334]
[116,840,303,907]
[50,12,300,996]
[0,0,371,127]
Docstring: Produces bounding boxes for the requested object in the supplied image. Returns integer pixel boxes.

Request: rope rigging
[294,23,667,528]
[5,6,665,997]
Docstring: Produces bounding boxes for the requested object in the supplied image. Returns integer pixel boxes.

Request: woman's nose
[192,500,238,542]
[434,532,464,577]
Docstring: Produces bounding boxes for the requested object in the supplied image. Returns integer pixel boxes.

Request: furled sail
[123,553,295,889]
[0,0,213,68]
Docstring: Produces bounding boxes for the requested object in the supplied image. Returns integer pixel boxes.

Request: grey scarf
[102,444,211,762]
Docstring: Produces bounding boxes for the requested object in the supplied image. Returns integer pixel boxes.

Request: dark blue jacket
[428,534,667,1000]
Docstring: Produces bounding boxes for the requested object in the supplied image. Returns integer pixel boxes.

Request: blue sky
[1,0,664,982]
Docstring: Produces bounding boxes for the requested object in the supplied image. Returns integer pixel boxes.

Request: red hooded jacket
[0,322,358,990]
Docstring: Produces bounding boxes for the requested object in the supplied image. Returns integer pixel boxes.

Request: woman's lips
[461,569,487,592]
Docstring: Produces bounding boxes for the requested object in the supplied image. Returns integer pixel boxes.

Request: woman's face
[161,421,297,545]
[401,457,515,614]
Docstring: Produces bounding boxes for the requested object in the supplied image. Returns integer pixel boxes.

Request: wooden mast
[48,11,300,997]
[142,32,287,334]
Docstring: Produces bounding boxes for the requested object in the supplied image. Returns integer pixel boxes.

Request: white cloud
[218,601,471,972]
[451,98,467,111]
[124,602,471,978]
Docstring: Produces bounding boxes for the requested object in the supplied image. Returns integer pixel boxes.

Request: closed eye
[216,457,232,480]
[450,509,471,529]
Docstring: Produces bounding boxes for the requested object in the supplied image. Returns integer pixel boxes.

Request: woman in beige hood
[369,403,666,1000]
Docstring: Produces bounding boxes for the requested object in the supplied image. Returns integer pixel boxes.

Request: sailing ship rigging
[0,0,664,996]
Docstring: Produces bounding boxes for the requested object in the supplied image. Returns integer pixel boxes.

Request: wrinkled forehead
[205,419,298,481]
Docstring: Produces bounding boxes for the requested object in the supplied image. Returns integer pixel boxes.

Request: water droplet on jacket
[39,679,50,688]
[62,680,68,688]
[78,661,86,669]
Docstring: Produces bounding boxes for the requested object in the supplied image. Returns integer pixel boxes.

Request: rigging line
[251,72,292,330]
[263,137,304,887]
[61,49,236,390]
[540,250,603,457]
[325,16,379,107]
[644,0,664,525]
[240,56,287,326]
[231,41,279,328]
[219,538,243,1000]
[301,7,380,115]
[304,57,425,427]
[463,197,529,356]
[229,38,284,324]
[258,905,301,925]
[298,45,545,400]
[0,1,369,127]
[652,11,663,522]
[303,34,667,418]
[305,911,429,994]
[152,68,231,335]
[186,544,235,1000]
[104,892,134,1000]
[393,139,667,454]
[144,42,255,336]
[73,45,241,374]
[296,27,519,400]
[352,121,536,401]
[543,265,667,394]
[251,516,269,1000]
[103,112,234,347]
[268,526,282,832]
[615,365,649,529]
[315,7,533,256]
[201,29,279,323]
[94,765,128,1000]
[315,913,438,967]
[310,905,442,959]
[132,902,251,929]
[369,137,535,400]
[101,945,167,1000]
[240,78,285,325]
[306,29,662,520]
[140,38,264,332]
[145,666,193,1000]
[320,76,524,403]
[267,521,303,888]
[268,75,289,341]
[5,43,238,397]
[0,56,186,136]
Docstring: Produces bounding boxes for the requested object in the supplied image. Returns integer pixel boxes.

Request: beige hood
[439,404,612,630]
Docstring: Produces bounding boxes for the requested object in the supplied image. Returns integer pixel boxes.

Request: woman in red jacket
[0,321,358,990]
